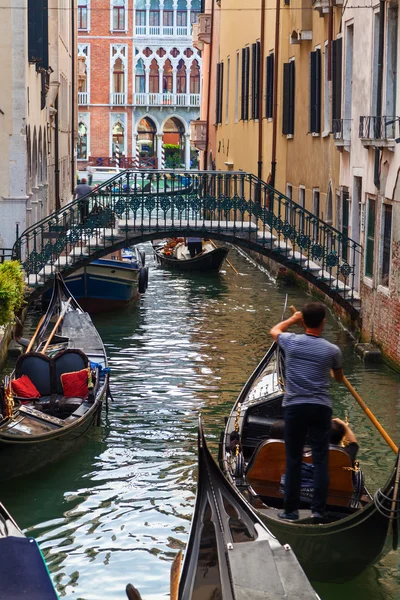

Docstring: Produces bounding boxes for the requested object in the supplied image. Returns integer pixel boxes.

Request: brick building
[77,0,202,172]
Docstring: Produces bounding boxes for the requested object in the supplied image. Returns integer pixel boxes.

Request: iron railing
[359,116,399,140]
[14,170,361,312]
[0,248,13,263]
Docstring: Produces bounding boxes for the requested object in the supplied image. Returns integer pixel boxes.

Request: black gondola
[219,340,400,583]
[0,500,59,598]
[127,417,318,600]
[153,240,228,273]
[0,273,109,481]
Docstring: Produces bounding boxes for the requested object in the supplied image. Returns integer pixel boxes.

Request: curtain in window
[113,0,125,30]
[135,59,145,93]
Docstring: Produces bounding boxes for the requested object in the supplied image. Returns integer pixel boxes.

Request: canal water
[2,245,400,600]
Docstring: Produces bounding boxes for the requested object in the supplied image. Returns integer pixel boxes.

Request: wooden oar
[125,585,143,600]
[41,298,71,354]
[26,314,46,353]
[289,305,398,454]
[170,550,182,600]
[210,240,239,274]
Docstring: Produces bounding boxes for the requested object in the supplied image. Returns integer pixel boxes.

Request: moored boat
[153,238,228,273]
[126,417,318,600]
[0,500,59,599]
[0,273,110,480]
[219,340,400,583]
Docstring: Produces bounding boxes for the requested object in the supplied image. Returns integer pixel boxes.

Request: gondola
[219,340,400,583]
[126,417,318,600]
[153,239,228,273]
[0,500,59,598]
[0,273,109,480]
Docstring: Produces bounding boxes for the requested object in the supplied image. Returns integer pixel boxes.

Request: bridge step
[272,241,293,256]
[303,260,323,274]
[256,231,277,246]
[288,250,309,265]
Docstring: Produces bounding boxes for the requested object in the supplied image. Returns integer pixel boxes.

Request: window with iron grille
[365,198,376,278]
[332,38,342,129]
[265,53,274,119]
[78,0,88,30]
[309,49,321,133]
[380,204,392,286]
[241,47,250,121]
[282,61,295,135]
[216,62,224,124]
[251,41,261,120]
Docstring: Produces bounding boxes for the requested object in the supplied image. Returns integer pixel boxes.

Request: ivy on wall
[0,261,25,327]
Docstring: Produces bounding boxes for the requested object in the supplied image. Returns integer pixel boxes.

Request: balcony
[198,13,211,44]
[332,119,351,151]
[359,116,399,150]
[110,92,127,105]
[133,92,200,107]
[312,0,329,15]
[135,24,190,36]
[192,22,204,51]
[190,120,207,151]
[78,91,89,105]
[163,25,174,35]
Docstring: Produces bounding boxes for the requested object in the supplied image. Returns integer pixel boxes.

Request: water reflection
[1,244,399,599]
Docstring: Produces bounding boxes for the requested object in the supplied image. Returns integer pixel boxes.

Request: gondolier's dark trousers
[188,241,203,258]
[283,403,332,514]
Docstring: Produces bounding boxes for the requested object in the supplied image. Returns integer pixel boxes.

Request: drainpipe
[204,0,215,170]
[71,0,76,195]
[55,95,60,210]
[257,0,266,182]
[374,0,385,189]
[270,0,280,188]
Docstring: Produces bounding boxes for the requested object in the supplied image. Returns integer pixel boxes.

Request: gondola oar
[210,240,239,274]
[41,298,71,354]
[289,305,398,454]
[26,315,46,353]
[170,550,182,600]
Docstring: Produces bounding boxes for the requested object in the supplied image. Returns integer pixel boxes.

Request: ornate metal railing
[14,170,361,312]
[0,248,13,264]
[359,116,399,140]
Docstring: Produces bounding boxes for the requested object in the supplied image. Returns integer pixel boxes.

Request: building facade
[77,0,202,171]
[0,0,76,251]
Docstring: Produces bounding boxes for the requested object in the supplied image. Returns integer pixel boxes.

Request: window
[332,38,342,130]
[28,0,49,67]
[136,10,146,26]
[371,11,380,115]
[313,189,320,241]
[234,51,239,122]
[78,0,88,30]
[113,58,125,98]
[225,57,230,123]
[282,60,295,135]
[149,59,159,93]
[150,10,160,26]
[309,49,321,134]
[251,41,261,120]
[343,25,353,141]
[177,59,186,93]
[135,59,145,93]
[191,0,201,25]
[216,62,224,124]
[241,46,250,121]
[163,59,173,93]
[265,53,274,119]
[323,42,330,133]
[190,60,200,93]
[342,190,350,261]
[286,183,292,199]
[77,121,88,159]
[298,186,305,230]
[177,0,187,30]
[365,198,376,278]
[386,5,398,136]
[112,0,125,31]
[112,120,125,156]
[380,204,392,286]
[163,10,173,26]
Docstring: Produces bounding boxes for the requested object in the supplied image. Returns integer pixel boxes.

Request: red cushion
[12,375,41,399]
[61,369,89,399]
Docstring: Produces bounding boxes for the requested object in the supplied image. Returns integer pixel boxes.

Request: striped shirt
[278,333,342,408]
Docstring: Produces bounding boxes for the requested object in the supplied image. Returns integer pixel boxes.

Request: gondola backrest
[246,439,355,505]
[15,353,53,397]
[53,350,89,395]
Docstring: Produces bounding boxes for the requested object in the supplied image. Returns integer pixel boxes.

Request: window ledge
[322,130,330,138]
[286,134,294,139]
[311,132,320,137]
[362,276,373,289]
[267,118,273,123]
[377,284,390,297]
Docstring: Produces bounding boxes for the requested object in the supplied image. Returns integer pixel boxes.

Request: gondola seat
[13,350,91,417]
[246,439,355,507]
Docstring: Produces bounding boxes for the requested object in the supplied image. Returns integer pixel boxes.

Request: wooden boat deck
[62,311,105,360]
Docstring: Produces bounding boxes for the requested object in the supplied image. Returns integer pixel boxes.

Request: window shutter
[254,41,260,120]
[310,51,317,132]
[309,50,321,133]
[28,0,48,68]
[216,63,221,124]
[219,62,224,123]
[282,63,290,134]
[251,43,256,119]
[288,61,295,134]
[332,38,342,126]
[243,47,250,121]
[241,48,246,120]
[266,53,274,118]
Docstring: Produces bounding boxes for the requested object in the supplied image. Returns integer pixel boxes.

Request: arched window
[112,57,125,104]
[177,59,186,94]
[38,128,43,183]
[190,60,200,94]
[177,0,187,33]
[77,122,88,159]
[190,0,200,25]
[136,0,146,34]
[135,59,145,93]
[163,59,173,94]
[149,59,159,93]
[112,0,125,31]
[112,120,125,155]
[43,130,47,180]
[137,117,157,158]
[149,0,160,32]
[163,0,173,33]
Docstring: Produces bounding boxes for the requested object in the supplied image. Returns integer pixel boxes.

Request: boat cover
[0,536,58,599]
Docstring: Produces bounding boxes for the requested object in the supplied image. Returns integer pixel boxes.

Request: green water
[1,245,399,599]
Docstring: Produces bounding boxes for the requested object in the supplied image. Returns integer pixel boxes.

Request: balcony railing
[359,116,399,147]
[135,24,190,36]
[149,25,160,35]
[190,120,207,151]
[110,92,127,105]
[78,91,89,105]
[177,26,188,36]
[163,25,174,35]
[133,92,200,107]
[332,118,352,148]
[135,25,146,35]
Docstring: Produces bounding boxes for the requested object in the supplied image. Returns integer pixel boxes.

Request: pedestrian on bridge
[74,178,92,224]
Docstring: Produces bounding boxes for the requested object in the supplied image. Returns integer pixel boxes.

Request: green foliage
[163,143,180,153]
[165,152,183,169]
[0,261,25,326]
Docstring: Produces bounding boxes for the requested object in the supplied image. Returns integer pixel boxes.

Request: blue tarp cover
[0,536,58,599]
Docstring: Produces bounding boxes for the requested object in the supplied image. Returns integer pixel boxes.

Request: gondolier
[270,302,344,521]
